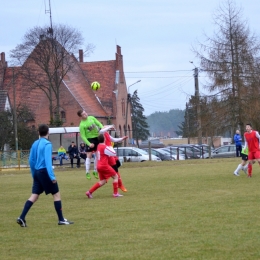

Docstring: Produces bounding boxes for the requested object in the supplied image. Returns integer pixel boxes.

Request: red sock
[248,164,252,176]
[117,172,123,187]
[89,182,101,194]
[118,178,123,187]
[113,182,118,194]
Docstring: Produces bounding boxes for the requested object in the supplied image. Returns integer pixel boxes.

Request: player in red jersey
[100,125,128,192]
[244,123,260,177]
[85,133,123,198]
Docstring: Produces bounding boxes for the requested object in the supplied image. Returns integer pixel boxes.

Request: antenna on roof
[45,0,53,36]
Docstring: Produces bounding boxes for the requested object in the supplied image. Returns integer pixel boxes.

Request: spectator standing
[234,130,242,157]
[68,141,80,168]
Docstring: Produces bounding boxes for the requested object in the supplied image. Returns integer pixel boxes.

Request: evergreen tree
[130,90,150,147]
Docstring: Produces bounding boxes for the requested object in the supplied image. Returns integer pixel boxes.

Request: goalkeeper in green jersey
[77,109,103,180]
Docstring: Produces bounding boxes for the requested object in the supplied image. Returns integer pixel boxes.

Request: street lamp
[124,80,141,146]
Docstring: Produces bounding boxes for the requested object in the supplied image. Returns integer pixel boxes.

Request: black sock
[20,200,33,220]
[54,201,64,221]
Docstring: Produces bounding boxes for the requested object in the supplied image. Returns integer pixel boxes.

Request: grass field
[1,159,260,260]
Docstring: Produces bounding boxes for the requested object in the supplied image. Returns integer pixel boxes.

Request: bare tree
[193,0,260,135]
[10,24,95,126]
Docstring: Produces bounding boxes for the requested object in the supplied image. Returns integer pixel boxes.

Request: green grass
[1,159,260,260]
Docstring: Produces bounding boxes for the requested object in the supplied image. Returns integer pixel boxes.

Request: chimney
[116,45,121,55]
[79,49,83,62]
[1,52,5,63]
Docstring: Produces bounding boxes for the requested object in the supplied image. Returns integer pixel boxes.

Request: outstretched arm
[110,135,128,143]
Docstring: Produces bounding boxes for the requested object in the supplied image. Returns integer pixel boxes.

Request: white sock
[85,158,90,173]
[235,164,242,173]
[243,164,248,171]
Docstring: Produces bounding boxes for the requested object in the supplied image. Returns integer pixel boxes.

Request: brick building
[0,45,131,138]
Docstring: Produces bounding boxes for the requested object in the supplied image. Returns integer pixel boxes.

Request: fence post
[18,150,21,170]
[148,141,151,161]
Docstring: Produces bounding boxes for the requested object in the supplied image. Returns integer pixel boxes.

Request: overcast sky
[1,0,259,115]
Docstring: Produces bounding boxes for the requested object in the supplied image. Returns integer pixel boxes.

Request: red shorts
[248,151,260,160]
[97,165,117,181]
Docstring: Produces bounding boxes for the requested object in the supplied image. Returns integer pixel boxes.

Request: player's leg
[109,157,127,192]
[233,162,242,176]
[92,152,99,179]
[86,179,106,198]
[52,191,73,225]
[90,138,99,179]
[17,170,43,227]
[241,153,248,175]
[85,152,92,179]
[17,193,39,227]
[111,173,122,197]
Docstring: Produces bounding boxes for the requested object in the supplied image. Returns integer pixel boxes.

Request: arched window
[121,98,125,116]
[119,125,122,137]
[53,107,66,123]
[61,111,66,122]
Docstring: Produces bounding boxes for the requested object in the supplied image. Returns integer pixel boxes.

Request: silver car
[202,145,236,158]
[115,147,161,162]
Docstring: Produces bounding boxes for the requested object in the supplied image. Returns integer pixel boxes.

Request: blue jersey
[234,134,242,146]
[29,137,55,181]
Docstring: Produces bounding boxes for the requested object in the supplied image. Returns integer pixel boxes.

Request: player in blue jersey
[16,124,74,227]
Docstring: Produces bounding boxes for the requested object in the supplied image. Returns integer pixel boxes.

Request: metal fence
[0,150,30,170]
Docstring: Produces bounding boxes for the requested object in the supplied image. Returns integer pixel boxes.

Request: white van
[115,147,161,162]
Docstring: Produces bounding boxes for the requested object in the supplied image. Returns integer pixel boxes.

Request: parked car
[202,144,236,158]
[143,148,174,161]
[194,144,215,155]
[157,147,186,160]
[115,147,161,162]
[172,145,201,159]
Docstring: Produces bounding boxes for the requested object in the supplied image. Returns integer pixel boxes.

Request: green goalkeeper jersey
[241,146,248,156]
[79,116,103,146]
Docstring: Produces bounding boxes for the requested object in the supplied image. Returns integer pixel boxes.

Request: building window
[61,111,66,122]
[121,98,125,116]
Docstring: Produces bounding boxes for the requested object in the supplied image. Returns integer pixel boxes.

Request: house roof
[61,57,111,118]
[79,60,117,118]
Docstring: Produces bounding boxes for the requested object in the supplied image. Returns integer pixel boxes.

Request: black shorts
[86,137,99,152]
[32,168,59,195]
[241,154,248,161]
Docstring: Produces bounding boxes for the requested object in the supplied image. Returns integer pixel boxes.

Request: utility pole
[194,67,202,145]
[186,102,190,144]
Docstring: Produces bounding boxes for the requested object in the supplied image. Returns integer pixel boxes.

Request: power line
[124,70,192,73]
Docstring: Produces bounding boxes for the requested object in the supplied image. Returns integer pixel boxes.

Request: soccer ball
[91,81,100,91]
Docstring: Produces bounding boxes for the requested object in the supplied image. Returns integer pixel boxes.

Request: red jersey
[104,132,118,166]
[96,143,116,167]
[244,131,260,152]
[104,132,112,146]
